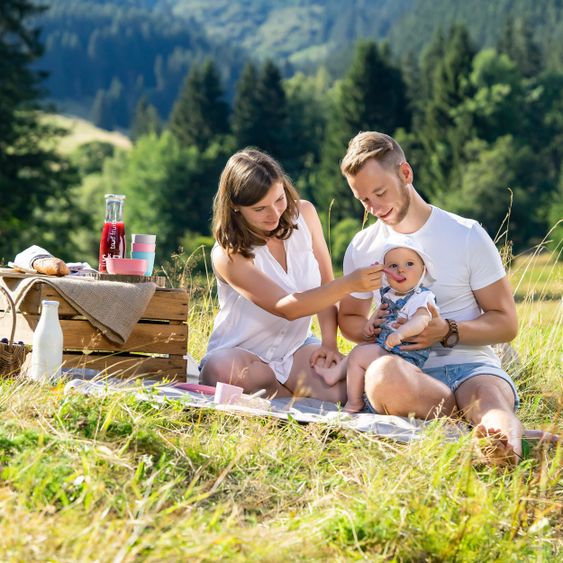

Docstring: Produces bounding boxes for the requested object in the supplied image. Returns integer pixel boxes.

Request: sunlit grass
[0,249,561,560]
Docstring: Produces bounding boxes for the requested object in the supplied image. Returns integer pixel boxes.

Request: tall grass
[0,249,561,560]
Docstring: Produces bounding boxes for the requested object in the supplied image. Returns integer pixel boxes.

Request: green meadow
[0,250,561,561]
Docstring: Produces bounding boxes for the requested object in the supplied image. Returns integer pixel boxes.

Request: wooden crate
[0,280,189,380]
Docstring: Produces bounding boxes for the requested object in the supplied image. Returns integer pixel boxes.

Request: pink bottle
[98,194,126,272]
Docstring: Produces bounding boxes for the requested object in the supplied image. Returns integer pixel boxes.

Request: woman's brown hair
[212,149,300,258]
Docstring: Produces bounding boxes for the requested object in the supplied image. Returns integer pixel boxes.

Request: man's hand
[398,303,449,350]
[361,303,389,340]
[310,344,344,369]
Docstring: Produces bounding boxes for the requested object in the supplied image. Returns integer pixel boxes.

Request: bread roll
[32,257,70,276]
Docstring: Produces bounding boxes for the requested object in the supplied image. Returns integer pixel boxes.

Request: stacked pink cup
[131,234,156,276]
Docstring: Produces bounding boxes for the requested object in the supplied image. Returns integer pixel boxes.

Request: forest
[1,0,562,268]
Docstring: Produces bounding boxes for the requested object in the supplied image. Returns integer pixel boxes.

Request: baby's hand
[362,318,378,339]
[385,332,402,348]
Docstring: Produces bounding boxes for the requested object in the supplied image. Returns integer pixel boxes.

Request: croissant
[32,257,70,276]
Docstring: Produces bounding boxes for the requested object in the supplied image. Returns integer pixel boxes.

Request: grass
[40,113,132,154]
[0,251,561,560]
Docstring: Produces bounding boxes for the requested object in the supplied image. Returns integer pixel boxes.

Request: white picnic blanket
[63,376,464,444]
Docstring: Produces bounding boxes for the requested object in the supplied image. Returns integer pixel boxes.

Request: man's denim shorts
[364,361,519,413]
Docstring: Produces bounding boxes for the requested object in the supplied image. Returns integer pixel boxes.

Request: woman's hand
[310,344,344,369]
[399,303,449,350]
[346,264,384,293]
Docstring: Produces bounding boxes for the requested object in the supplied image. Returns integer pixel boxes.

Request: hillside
[35,0,562,129]
[41,114,132,154]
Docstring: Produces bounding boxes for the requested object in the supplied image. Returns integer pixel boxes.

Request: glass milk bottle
[29,300,63,383]
[98,194,126,272]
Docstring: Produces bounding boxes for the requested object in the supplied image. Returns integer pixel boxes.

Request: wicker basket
[0,285,28,377]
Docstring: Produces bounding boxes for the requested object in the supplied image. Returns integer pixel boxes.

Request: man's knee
[456,375,515,411]
[364,355,411,394]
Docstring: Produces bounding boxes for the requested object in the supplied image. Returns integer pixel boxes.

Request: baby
[316,239,438,412]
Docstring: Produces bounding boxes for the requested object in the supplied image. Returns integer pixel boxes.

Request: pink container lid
[132,242,156,252]
[132,234,156,244]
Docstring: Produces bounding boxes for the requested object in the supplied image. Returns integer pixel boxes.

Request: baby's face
[383,247,425,293]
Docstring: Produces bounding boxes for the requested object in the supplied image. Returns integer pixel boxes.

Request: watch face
[445,333,459,347]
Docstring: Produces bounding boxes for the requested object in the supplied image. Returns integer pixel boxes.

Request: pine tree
[232,60,292,165]
[131,95,161,141]
[498,16,543,79]
[253,60,290,160]
[417,25,477,196]
[232,62,260,149]
[316,40,410,221]
[0,0,83,261]
[169,59,229,150]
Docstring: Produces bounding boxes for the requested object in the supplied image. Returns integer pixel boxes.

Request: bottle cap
[41,300,60,307]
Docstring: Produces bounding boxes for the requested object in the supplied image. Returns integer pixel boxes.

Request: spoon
[382,267,406,283]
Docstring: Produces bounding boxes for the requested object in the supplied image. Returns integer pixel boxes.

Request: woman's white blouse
[204,213,322,384]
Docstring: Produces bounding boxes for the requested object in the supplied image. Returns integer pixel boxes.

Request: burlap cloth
[0,275,156,345]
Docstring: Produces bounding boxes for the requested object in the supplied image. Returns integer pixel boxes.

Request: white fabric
[343,206,506,368]
[380,235,437,285]
[205,214,322,384]
[377,288,437,321]
[14,245,52,270]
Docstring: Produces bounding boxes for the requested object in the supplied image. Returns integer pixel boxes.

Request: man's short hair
[340,131,406,176]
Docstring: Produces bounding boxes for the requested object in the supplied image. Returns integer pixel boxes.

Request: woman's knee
[200,352,243,385]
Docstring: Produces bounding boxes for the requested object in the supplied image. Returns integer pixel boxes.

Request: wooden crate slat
[63,353,186,379]
[30,286,189,321]
[0,314,187,354]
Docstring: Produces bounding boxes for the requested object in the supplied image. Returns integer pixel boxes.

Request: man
[338,131,522,463]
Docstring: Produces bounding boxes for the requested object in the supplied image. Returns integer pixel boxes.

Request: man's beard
[389,184,411,225]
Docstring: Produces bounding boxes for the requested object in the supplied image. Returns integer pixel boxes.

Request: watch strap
[441,318,459,348]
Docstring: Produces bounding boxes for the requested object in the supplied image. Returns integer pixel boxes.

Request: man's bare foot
[343,400,365,413]
[473,424,521,466]
[314,363,345,387]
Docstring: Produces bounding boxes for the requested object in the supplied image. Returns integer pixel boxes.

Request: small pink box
[132,242,156,252]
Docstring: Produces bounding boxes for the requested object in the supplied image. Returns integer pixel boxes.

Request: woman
[200,149,383,402]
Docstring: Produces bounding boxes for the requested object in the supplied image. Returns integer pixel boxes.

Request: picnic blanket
[0,274,156,345]
[62,375,465,444]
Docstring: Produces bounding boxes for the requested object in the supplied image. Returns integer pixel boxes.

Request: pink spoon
[382,267,406,282]
[372,261,406,282]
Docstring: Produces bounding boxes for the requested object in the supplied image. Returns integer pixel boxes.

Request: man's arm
[400,276,518,349]
[457,276,518,344]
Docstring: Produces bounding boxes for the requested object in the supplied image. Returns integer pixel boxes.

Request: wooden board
[0,314,187,354]
[62,353,186,379]
[20,284,189,321]
[82,272,167,287]
[0,267,166,287]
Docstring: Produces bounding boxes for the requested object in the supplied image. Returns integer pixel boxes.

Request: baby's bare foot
[314,364,345,387]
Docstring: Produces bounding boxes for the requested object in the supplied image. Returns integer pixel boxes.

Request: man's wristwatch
[441,319,459,348]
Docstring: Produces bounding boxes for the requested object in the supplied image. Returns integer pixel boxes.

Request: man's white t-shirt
[343,206,506,369]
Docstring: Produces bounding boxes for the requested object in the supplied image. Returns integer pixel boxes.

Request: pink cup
[132,242,156,252]
[214,382,244,404]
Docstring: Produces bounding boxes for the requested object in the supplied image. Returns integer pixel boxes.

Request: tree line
[1,0,561,268]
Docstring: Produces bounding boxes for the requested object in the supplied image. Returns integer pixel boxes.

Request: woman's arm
[299,201,339,356]
[300,200,344,366]
[213,209,384,322]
